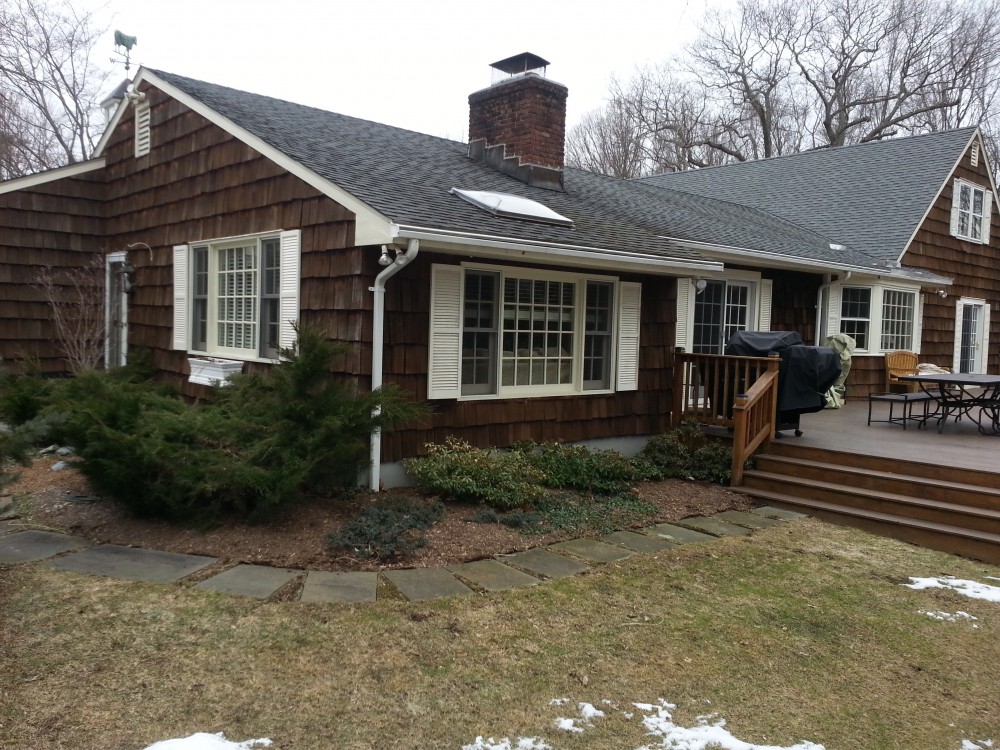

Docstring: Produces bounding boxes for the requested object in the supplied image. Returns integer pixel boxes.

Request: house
[1,54,998,488]
[639,128,1000,394]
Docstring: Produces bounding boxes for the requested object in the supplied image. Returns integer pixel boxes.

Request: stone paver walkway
[0,506,803,603]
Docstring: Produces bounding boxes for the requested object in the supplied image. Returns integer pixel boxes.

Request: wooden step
[753,455,1000,510]
[741,469,1000,535]
[763,441,998,488]
[740,486,1000,565]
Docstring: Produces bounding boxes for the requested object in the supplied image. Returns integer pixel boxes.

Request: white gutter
[665,236,879,275]
[369,238,419,491]
[395,225,722,275]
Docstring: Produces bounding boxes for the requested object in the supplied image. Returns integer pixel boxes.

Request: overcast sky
[83,0,728,141]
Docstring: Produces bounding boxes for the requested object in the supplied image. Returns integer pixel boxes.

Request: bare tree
[0,0,109,178]
[35,255,106,373]
[568,0,1000,174]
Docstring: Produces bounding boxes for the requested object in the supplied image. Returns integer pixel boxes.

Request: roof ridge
[636,126,979,181]
[145,67,467,148]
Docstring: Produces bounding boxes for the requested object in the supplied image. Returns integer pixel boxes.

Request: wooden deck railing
[672,350,781,486]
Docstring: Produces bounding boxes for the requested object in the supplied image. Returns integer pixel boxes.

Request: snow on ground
[904,576,1000,602]
[918,610,979,626]
[142,734,271,749]
[962,741,994,749]
[464,698,825,750]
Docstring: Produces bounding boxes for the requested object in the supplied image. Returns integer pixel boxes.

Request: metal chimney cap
[489,53,550,76]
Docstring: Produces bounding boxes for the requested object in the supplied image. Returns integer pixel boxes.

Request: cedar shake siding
[0,171,106,373]
[98,83,358,397]
[379,253,677,463]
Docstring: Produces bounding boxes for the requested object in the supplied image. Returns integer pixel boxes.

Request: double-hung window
[428,264,641,399]
[173,230,300,360]
[950,179,993,243]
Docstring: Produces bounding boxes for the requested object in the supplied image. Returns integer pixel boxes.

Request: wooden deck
[791,399,999,475]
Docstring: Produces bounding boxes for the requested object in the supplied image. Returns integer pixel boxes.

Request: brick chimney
[468,53,568,191]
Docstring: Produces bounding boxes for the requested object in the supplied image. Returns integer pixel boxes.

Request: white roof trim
[97,68,395,247]
[0,158,106,195]
[395,225,722,275]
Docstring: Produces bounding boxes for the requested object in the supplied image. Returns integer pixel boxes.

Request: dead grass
[2,519,999,749]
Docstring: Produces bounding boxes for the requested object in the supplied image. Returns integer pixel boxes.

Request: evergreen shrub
[638,422,737,484]
[327,496,445,559]
[404,437,546,510]
[42,326,423,523]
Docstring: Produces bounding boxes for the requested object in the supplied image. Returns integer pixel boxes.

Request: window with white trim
[839,287,871,350]
[823,283,922,354]
[173,230,300,360]
[950,179,993,243]
[428,264,640,399]
[675,274,771,354]
[880,289,916,351]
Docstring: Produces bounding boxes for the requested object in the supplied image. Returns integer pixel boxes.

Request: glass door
[692,281,752,354]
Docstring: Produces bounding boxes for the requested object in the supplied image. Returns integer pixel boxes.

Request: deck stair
[735,441,1000,564]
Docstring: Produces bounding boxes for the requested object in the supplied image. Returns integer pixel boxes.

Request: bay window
[822,282,921,353]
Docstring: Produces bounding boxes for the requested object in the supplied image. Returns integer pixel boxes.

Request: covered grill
[725,331,842,436]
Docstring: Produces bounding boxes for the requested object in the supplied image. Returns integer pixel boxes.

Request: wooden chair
[885,350,919,393]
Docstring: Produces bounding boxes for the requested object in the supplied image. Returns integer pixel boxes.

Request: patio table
[898,373,1000,435]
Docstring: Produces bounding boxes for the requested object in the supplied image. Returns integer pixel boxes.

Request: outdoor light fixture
[378,245,394,266]
[692,278,709,294]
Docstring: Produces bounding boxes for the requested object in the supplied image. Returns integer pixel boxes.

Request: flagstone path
[0,507,806,603]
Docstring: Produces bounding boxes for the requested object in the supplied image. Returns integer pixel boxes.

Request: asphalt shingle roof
[638,128,978,265]
[148,69,861,270]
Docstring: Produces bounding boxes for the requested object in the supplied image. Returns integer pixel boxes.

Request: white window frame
[427,262,641,400]
[675,272,771,353]
[822,282,923,355]
[172,229,300,362]
[950,179,993,244]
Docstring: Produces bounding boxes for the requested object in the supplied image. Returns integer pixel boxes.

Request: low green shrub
[404,437,546,510]
[512,440,643,495]
[327,496,446,559]
[639,422,737,484]
[0,359,55,426]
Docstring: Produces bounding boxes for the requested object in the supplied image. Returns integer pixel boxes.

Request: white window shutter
[952,298,964,372]
[757,278,773,332]
[675,277,694,351]
[982,191,993,245]
[950,179,962,237]
[427,264,463,399]
[981,304,992,373]
[616,281,642,391]
[828,285,842,337]
[278,229,301,353]
[172,245,189,351]
[911,292,923,355]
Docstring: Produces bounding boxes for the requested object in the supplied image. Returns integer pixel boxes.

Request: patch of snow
[578,702,605,721]
[548,698,569,706]
[961,740,995,749]
[554,717,583,733]
[904,577,1000,602]
[142,734,271,750]
[635,700,825,750]
[462,738,551,750]
[919,610,979,626]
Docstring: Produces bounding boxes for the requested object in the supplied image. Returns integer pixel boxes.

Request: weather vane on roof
[111,30,138,75]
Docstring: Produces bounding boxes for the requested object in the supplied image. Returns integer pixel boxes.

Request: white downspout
[369,238,420,491]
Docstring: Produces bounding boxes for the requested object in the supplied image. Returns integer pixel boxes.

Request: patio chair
[885,350,919,393]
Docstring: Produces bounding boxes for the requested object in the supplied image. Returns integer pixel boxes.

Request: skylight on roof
[450,188,574,227]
